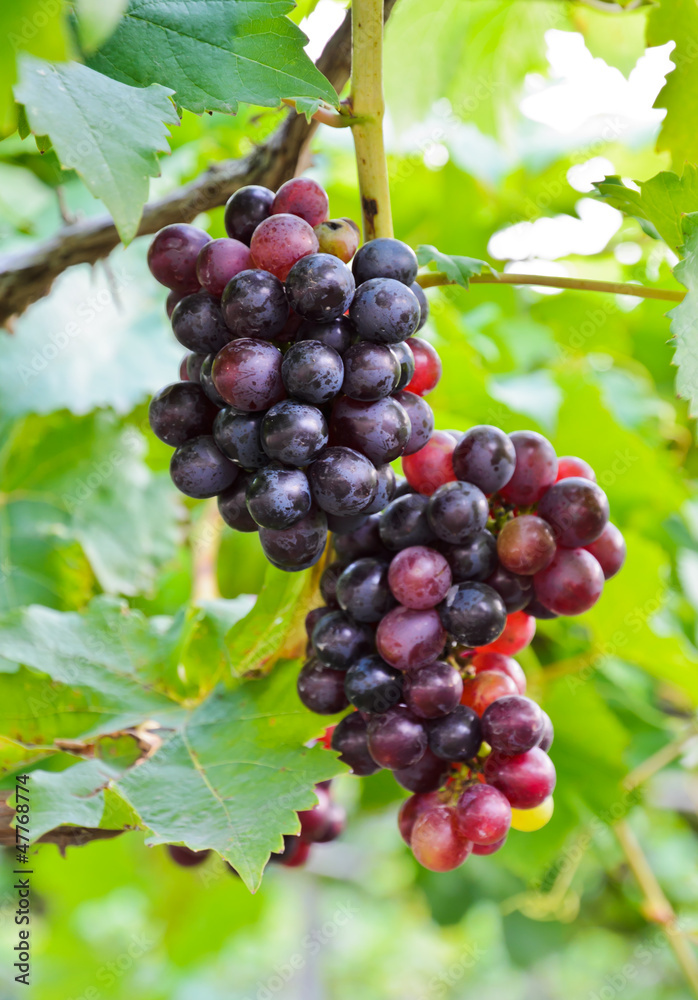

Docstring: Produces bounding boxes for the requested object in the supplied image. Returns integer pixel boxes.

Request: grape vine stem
[417,270,685,302]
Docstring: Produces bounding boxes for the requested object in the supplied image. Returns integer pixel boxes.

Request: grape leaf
[416,245,494,287]
[593,168,698,252]
[15,759,125,840]
[74,0,129,53]
[668,213,698,420]
[87,0,338,115]
[647,0,698,171]
[15,56,178,243]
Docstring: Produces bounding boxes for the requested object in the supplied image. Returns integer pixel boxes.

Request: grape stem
[417,270,685,302]
[349,0,394,240]
[281,99,362,128]
[191,498,224,603]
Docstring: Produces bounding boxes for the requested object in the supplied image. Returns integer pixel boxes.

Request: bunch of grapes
[297,429,625,871]
[147,177,431,572]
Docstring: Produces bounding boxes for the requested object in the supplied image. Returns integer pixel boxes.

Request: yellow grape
[510,795,554,832]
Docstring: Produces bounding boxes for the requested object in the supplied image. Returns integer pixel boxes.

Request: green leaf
[15,759,123,840]
[593,168,698,252]
[15,56,178,242]
[647,0,698,171]
[416,245,494,287]
[87,0,338,115]
[73,0,128,53]
[669,213,698,418]
[293,97,322,123]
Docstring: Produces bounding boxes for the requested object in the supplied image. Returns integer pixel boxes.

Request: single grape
[390,341,416,391]
[498,431,558,506]
[334,513,389,562]
[379,494,436,551]
[481,694,544,755]
[220,269,288,340]
[326,512,368,534]
[403,660,463,719]
[526,595,559,620]
[298,786,332,841]
[212,339,285,412]
[261,400,328,466]
[148,224,210,292]
[312,610,375,670]
[341,342,400,401]
[149,382,218,446]
[213,409,267,469]
[510,795,554,832]
[444,530,498,583]
[439,582,507,647]
[470,651,526,694]
[484,746,556,809]
[427,481,489,544]
[350,278,421,344]
[296,316,353,354]
[404,337,442,396]
[427,705,482,761]
[330,395,411,465]
[170,435,238,498]
[259,507,327,571]
[167,845,210,867]
[286,253,355,322]
[411,282,429,330]
[538,710,554,752]
[272,835,312,868]
[485,564,532,613]
[306,606,332,637]
[393,389,435,455]
[185,352,206,383]
[361,463,397,515]
[394,748,450,793]
[388,545,452,610]
[472,836,507,856]
[196,238,252,297]
[217,474,258,532]
[367,706,427,770]
[376,606,446,671]
[344,654,404,713]
[410,806,472,872]
[281,340,344,405]
[167,289,188,318]
[320,561,343,608]
[460,670,518,715]
[402,431,456,495]
[224,185,274,244]
[297,659,349,714]
[452,425,516,496]
[556,455,596,482]
[533,548,604,615]
[584,522,626,579]
[308,446,378,516]
[351,237,418,286]
[454,784,511,845]
[397,791,440,844]
[171,292,231,355]
[478,610,536,655]
[314,218,360,263]
[245,463,311,529]
[250,213,319,280]
[314,801,347,842]
[497,514,556,575]
[272,177,329,227]
[336,558,396,622]
[537,477,610,547]
[331,712,382,775]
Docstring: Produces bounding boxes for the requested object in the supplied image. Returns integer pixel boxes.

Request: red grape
[196,237,252,297]
[367,706,427,770]
[398,791,440,844]
[556,455,596,482]
[404,337,442,396]
[478,611,535,655]
[394,748,450,792]
[460,670,518,715]
[481,695,545,754]
[472,836,506,855]
[394,389,434,455]
[212,339,285,412]
[454,784,511,845]
[376,606,446,671]
[484,746,556,809]
[168,845,210,867]
[148,223,210,292]
[331,712,381,776]
[272,177,329,227]
[497,514,556,575]
[584,522,626,579]
[537,477,609,547]
[403,660,463,718]
[533,548,604,615]
[402,431,457,495]
[250,213,319,280]
[471,651,526,694]
[388,545,452,609]
[498,430,557,506]
[411,806,472,871]
[298,785,332,841]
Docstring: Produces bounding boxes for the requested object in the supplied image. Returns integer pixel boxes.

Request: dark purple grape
[393,390,434,456]
[148,224,210,292]
[308,446,378,515]
[259,508,327,571]
[320,561,344,608]
[499,431,558,506]
[270,835,311,867]
[403,660,463,719]
[213,409,268,469]
[167,845,210,867]
[453,425,516,496]
[444,530,498,582]
[199,353,228,407]
[167,289,186,318]
[526,595,559,620]
[438,582,507,646]
[212,339,285,411]
[326,512,368,534]
[390,341,416,390]
[306,606,332,637]
[334,513,390,563]
[149,382,217,446]
[427,481,489,544]
[171,292,231,355]
[217,473,258,532]
[336,558,396,622]
[331,713,381,775]
[224,185,274,244]
[297,659,349,714]
[196,238,252,297]
[221,269,288,340]
[537,477,610,547]
[394,748,449,793]
[298,785,332,842]
[313,801,346,842]
[330,395,411,465]
[482,695,544,755]
[379,494,435,551]
[311,610,374,670]
[341,342,400,401]
[428,705,482,761]
[361,464,397,515]
[538,710,554,751]
[350,278,421,344]
[486,565,533,613]
[367,706,427,770]
[285,253,355,322]
[351,238,418,286]
[344,654,404,713]
[245,463,311,529]
[281,341,344,405]
[411,282,429,330]
[261,400,328,466]
[296,317,353,354]
[393,475,412,498]
[170,435,238,498]
[185,352,206,383]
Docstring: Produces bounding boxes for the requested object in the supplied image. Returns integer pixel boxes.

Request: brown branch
[0,1,398,327]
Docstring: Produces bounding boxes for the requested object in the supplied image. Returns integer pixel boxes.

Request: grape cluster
[298,428,625,871]
[147,177,432,572]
